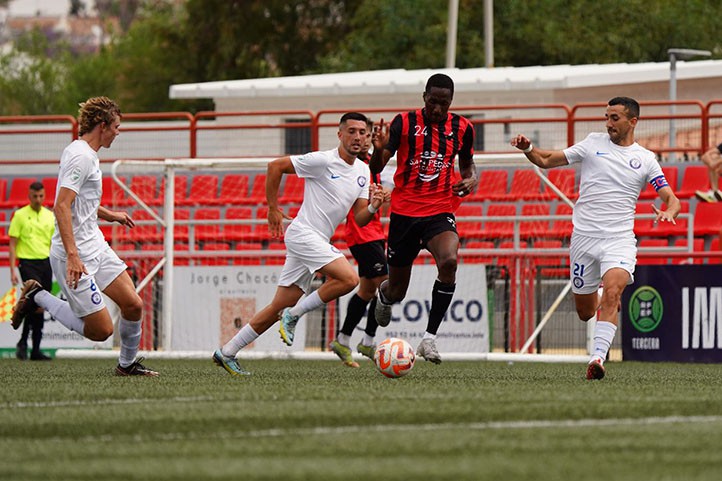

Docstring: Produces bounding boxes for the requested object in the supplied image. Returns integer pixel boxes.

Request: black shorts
[386,212,458,267]
[349,240,388,279]
[18,258,53,291]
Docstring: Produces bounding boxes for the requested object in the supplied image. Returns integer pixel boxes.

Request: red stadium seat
[128,175,160,206]
[158,175,188,205]
[198,242,231,266]
[225,207,254,242]
[676,165,710,199]
[102,176,127,206]
[279,175,305,204]
[41,177,57,206]
[519,203,550,239]
[483,203,516,239]
[127,209,163,243]
[542,169,577,200]
[193,207,221,241]
[636,201,689,238]
[464,240,495,264]
[709,238,722,264]
[173,208,190,242]
[217,174,250,205]
[533,240,567,277]
[548,203,573,240]
[1,177,35,208]
[637,238,669,265]
[244,174,267,205]
[693,202,722,236]
[507,170,542,201]
[0,212,8,244]
[468,170,507,201]
[455,204,484,240]
[672,238,704,265]
[179,175,219,206]
[639,166,678,200]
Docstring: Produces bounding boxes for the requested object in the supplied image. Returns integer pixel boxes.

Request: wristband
[522,143,533,153]
[367,204,379,214]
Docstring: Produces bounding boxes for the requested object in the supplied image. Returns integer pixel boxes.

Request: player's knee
[87,325,113,342]
[436,255,458,276]
[120,297,143,322]
[576,306,596,322]
[341,273,360,294]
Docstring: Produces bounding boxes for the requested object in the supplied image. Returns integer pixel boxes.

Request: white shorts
[51,245,128,317]
[569,233,636,295]
[279,225,344,294]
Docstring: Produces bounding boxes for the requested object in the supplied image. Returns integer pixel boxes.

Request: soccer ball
[374,337,416,378]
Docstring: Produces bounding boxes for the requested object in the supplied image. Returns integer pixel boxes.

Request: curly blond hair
[78,96,122,136]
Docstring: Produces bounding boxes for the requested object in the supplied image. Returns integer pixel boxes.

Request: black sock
[364,297,379,337]
[426,280,456,335]
[340,294,369,337]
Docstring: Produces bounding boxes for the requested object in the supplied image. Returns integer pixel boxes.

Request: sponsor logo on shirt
[595,151,609,156]
[357,176,367,187]
[629,158,642,170]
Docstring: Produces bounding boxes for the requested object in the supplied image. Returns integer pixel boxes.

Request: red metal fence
[2,100,721,164]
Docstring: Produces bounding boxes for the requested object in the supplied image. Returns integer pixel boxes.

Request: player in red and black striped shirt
[369,73,477,364]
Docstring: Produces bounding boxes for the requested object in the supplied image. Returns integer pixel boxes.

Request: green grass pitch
[2,358,722,481]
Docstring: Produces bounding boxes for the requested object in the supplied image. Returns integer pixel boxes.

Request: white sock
[222,324,259,358]
[118,318,142,368]
[34,290,85,336]
[337,333,350,346]
[591,321,617,363]
[423,332,437,340]
[362,334,375,346]
[289,290,325,318]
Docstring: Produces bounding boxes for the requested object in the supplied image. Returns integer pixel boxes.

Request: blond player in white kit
[213,112,386,376]
[511,97,680,380]
[12,96,158,376]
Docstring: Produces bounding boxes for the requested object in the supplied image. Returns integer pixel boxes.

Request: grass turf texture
[2,358,722,481]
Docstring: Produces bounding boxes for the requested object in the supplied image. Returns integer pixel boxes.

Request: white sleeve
[58,153,92,194]
[290,151,328,179]
[562,134,595,165]
[358,163,371,200]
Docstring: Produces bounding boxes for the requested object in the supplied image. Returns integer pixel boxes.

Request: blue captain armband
[649,175,669,191]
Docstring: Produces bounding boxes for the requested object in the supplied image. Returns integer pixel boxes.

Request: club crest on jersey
[357,176,367,187]
[628,158,642,170]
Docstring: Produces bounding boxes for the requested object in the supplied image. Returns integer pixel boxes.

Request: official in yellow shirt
[8,181,55,360]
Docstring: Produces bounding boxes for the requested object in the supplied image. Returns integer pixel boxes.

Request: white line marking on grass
[0,396,216,409]
[18,415,722,444]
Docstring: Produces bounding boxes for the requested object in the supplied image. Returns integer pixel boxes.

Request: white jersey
[51,140,108,261]
[563,133,665,238]
[287,148,370,241]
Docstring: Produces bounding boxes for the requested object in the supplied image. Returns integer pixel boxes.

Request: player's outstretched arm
[652,186,681,224]
[266,156,295,239]
[510,134,569,169]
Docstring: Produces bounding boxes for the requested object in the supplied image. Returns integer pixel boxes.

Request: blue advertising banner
[622,265,722,362]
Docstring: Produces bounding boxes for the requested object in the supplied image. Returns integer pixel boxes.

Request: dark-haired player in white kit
[511,96,680,380]
[329,118,392,367]
[213,112,385,376]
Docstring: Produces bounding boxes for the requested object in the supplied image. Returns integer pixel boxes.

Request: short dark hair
[425,73,454,96]
[608,97,640,119]
[29,181,44,191]
[339,112,368,126]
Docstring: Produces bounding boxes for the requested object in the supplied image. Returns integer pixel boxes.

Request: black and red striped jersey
[386,109,474,217]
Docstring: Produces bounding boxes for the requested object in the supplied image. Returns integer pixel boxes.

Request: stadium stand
[1,177,35,208]
[676,165,710,199]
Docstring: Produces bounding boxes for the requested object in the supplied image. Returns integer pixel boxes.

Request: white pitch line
[8,415,722,444]
[0,396,216,410]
